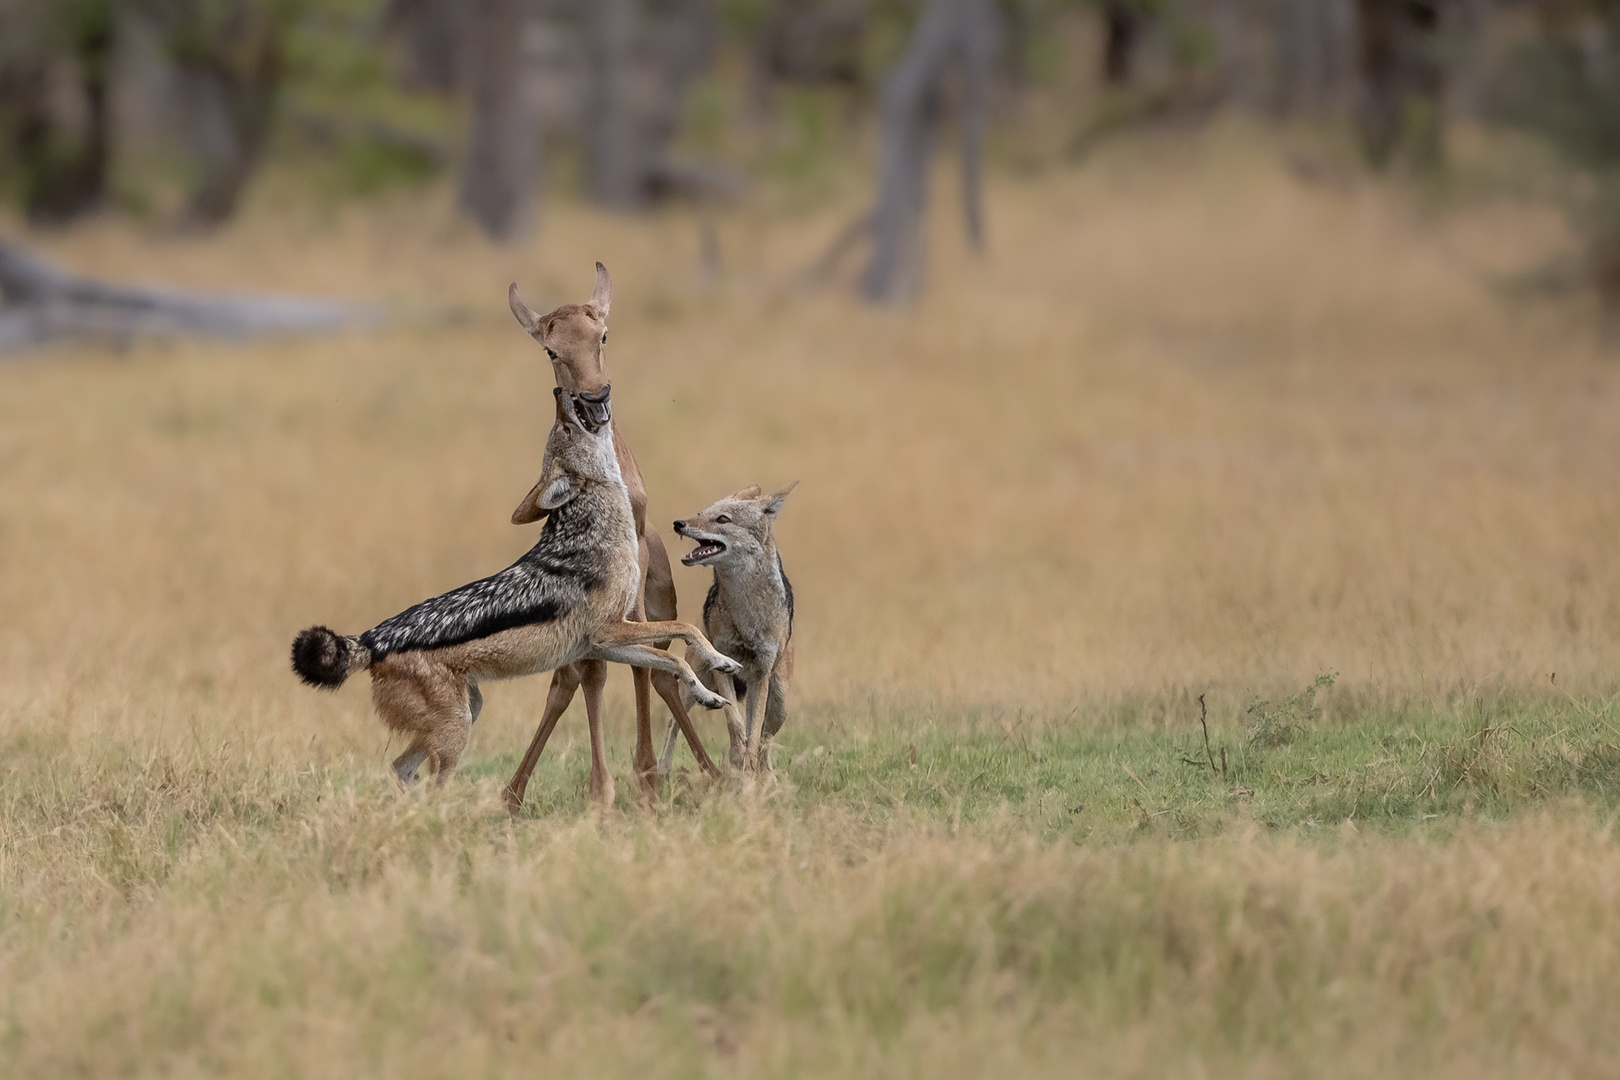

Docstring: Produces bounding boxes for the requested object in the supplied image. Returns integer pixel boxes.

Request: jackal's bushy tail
[291,626,371,689]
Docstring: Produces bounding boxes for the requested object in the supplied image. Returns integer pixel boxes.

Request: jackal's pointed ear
[511,479,550,524]
[762,480,799,516]
[588,262,612,319]
[538,475,576,510]
[509,283,544,338]
[731,484,763,501]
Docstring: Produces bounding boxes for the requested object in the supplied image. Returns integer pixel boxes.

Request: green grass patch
[454,685,1620,842]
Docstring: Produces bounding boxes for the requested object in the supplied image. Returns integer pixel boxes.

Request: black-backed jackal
[659,482,798,773]
[291,389,739,792]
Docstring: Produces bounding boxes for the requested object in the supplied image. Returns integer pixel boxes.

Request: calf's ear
[588,262,612,319]
[509,283,545,338]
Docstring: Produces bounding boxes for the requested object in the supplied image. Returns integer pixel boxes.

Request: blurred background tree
[1494,0,1620,335]
[0,0,1614,319]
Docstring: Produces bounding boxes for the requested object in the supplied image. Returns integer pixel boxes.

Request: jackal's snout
[674,518,728,566]
[575,383,612,431]
[553,384,611,433]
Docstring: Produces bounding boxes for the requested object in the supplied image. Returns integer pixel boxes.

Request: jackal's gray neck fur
[712,531,791,639]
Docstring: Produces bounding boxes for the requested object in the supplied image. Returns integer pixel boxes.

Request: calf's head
[508,262,613,429]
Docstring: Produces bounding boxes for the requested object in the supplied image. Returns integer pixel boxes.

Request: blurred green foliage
[1495,0,1620,324]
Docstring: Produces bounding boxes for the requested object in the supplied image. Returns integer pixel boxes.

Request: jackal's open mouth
[681,539,727,566]
[576,384,612,432]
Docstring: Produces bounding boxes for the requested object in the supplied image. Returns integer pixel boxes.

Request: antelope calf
[501,264,722,811]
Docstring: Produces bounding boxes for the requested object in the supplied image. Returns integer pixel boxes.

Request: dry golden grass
[3,120,1620,1075]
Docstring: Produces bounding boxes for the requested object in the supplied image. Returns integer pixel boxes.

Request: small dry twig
[1198,694,1217,773]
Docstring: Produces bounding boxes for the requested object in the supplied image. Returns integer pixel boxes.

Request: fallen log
[0,237,379,355]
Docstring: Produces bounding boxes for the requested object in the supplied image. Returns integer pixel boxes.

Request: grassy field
[4,121,1620,1075]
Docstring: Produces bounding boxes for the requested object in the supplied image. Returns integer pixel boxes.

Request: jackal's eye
[545,347,559,362]
[601,331,608,344]
[715,514,731,525]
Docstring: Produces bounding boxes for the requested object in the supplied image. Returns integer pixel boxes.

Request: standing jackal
[291,388,739,788]
[659,482,798,773]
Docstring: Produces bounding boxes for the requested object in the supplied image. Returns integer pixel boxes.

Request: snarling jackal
[659,482,798,773]
[291,388,739,787]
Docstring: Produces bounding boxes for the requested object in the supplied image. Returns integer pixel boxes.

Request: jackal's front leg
[742,647,779,772]
[585,642,730,712]
[707,668,749,770]
[589,620,741,676]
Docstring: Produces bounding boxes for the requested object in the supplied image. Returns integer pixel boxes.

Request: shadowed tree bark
[859,0,1000,304]
[383,0,468,93]
[142,0,292,227]
[0,0,119,225]
[457,0,538,240]
[584,0,718,209]
[585,0,640,207]
[1355,0,1445,168]
[750,0,868,107]
[1274,0,1355,115]
[1102,1,1147,86]
[583,0,716,208]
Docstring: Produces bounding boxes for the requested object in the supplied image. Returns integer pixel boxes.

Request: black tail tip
[291,626,350,689]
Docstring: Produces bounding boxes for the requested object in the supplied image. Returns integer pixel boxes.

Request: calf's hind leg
[579,659,613,806]
[503,664,582,814]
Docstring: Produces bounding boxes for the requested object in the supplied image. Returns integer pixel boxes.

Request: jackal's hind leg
[758,668,789,772]
[742,655,777,773]
[392,738,430,785]
[708,669,749,771]
[425,707,473,785]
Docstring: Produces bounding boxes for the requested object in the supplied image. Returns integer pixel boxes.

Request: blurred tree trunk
[1274,0,1355,115]
[1354,0,1445,168]
[144,0,291,227]
[1,0,119,225]
[1102,1,1146,87]
[583,0,719,209]
[383,0,468,93]
[860,0,1000,304]
[457,0,539,240]
[585,0,641,207]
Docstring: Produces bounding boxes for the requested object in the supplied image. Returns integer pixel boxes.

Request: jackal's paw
[696,686,730,711]
[708,651,743,676]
